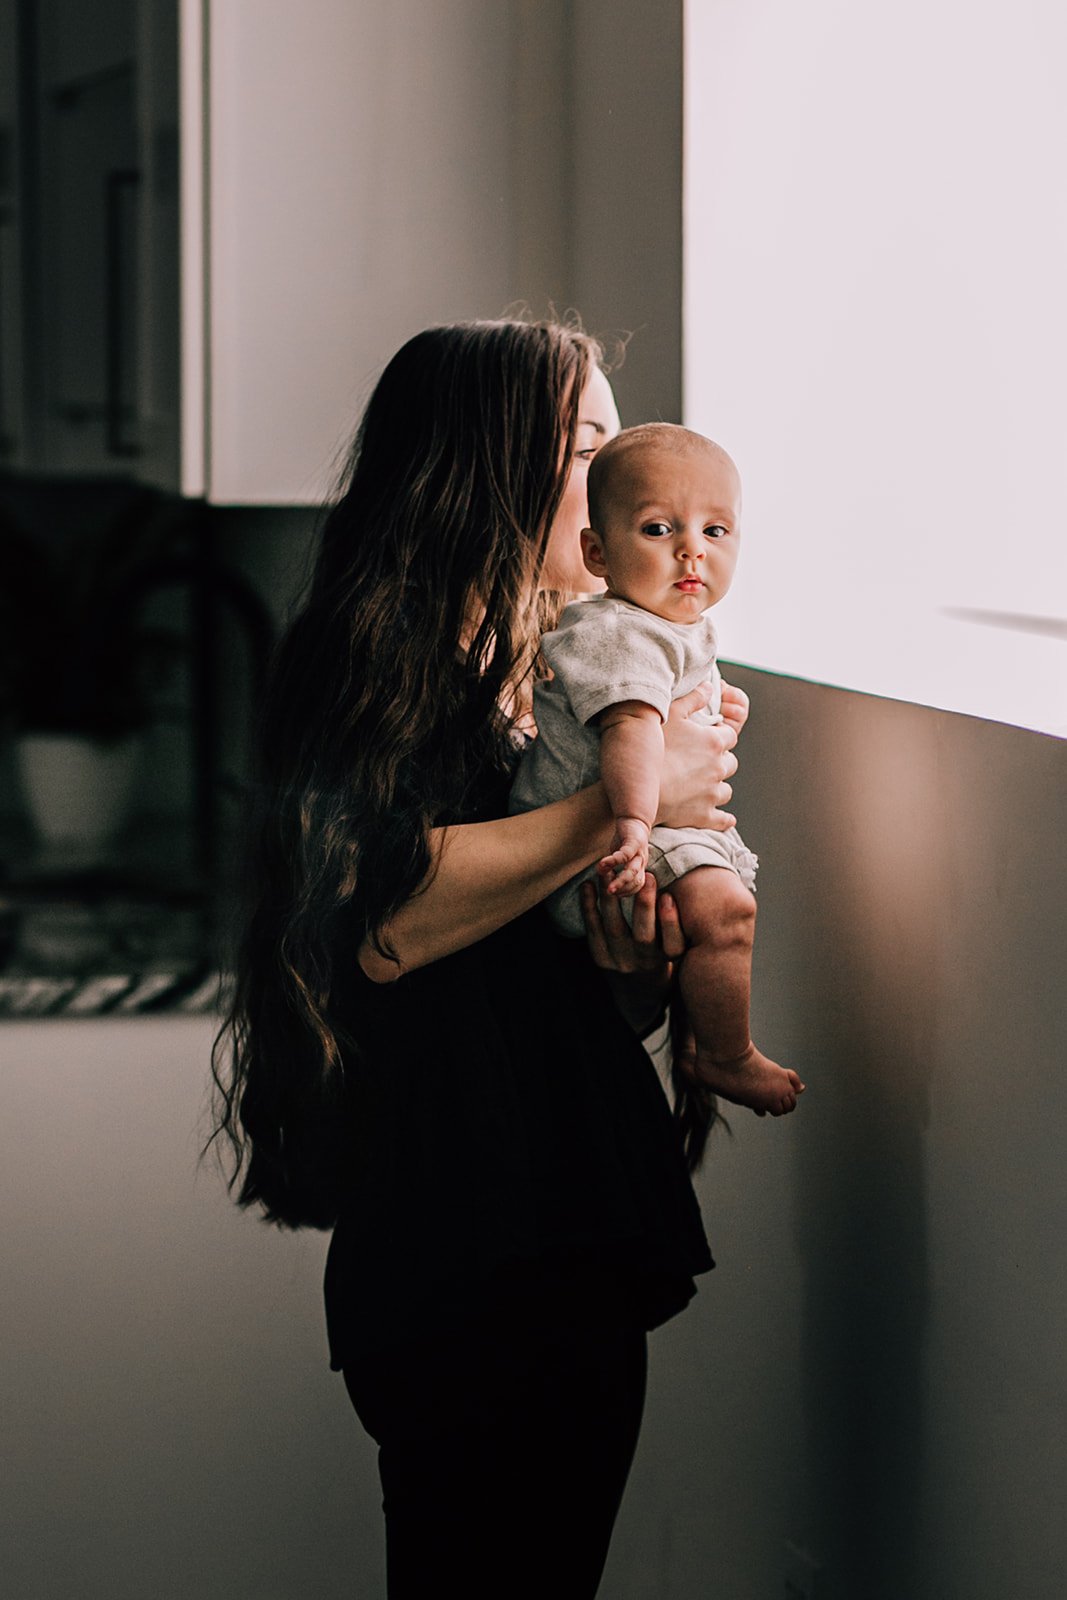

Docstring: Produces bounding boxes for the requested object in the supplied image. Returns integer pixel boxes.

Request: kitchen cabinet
[0,0,26,465]
[10,0,536,504]
[9,0,171,479]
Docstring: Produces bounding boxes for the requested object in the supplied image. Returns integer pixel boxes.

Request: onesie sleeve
[541,602,687,726]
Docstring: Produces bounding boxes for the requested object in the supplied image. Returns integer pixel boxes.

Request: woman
[213,319,741,1597]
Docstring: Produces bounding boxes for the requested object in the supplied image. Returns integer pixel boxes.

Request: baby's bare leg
[670,867,804,1117]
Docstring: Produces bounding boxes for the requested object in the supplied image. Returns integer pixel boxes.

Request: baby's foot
[685,1041,805,1118]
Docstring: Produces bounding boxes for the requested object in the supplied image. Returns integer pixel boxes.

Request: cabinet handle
[0,206,16,456]
[106,167,141,458]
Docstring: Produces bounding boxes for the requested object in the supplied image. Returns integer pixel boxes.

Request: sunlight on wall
[684,0,1067,737]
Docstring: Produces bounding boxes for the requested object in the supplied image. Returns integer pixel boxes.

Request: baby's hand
[718,679,750,735]
[598,818,651,897]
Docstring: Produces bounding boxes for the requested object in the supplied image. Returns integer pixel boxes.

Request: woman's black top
[323,901,714,1368]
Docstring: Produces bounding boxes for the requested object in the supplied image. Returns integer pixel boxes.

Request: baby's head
[583,424,742,623]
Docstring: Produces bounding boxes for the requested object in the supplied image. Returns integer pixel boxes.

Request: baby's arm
[596,701,664,895]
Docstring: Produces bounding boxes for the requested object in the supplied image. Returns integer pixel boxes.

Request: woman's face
[540,365,621,593]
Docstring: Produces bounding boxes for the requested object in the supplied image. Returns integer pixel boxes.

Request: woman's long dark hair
[210,319,600,1228]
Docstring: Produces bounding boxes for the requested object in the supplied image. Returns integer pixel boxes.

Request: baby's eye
[704,524,729,539]
[641,521,673,538]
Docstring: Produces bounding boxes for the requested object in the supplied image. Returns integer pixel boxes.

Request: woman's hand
[718,678,750,736]
[580,873,686,1035]
[658,682,739,832]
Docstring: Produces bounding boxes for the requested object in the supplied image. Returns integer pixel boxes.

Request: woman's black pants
[343,1313,648,1598]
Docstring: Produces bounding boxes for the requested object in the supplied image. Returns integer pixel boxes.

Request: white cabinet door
[195,0,519,505]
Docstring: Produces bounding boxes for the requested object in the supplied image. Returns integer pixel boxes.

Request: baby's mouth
[674,576,704,591]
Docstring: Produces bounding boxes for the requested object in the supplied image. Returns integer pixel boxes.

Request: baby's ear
[581,528,609,578]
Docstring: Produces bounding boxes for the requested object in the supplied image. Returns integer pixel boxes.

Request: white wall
[684,0,1067,736]
[568,0,683,429]
[207,0,521,502]
[0,1017,383,1599]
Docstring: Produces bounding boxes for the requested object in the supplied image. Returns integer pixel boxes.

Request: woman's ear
[581,528,609,578]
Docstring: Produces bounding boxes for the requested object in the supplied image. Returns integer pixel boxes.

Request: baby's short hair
[587,423,736,531]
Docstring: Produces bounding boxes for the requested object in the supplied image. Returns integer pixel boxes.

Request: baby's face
[581,444,742,624]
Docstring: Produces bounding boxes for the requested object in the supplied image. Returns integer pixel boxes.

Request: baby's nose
[675,532,704,559]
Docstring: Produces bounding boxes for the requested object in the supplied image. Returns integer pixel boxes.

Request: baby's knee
[676,866,756,945]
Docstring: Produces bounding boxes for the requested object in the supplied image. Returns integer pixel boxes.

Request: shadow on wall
[728,663,1067,1600]
[778,695,936,1598]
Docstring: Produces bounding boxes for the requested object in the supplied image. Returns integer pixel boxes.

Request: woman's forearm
[359,784,615,980]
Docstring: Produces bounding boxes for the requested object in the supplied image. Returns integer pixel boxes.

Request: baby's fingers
[597,852,645,896]
[598,843,643,876]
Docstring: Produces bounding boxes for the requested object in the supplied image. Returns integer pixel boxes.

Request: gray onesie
[510,594,758,937]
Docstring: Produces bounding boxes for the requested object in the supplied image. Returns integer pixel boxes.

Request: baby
[510,423,804,1118]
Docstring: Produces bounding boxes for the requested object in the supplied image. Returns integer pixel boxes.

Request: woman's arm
[359,784,616,981]
[360,682,738,982]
